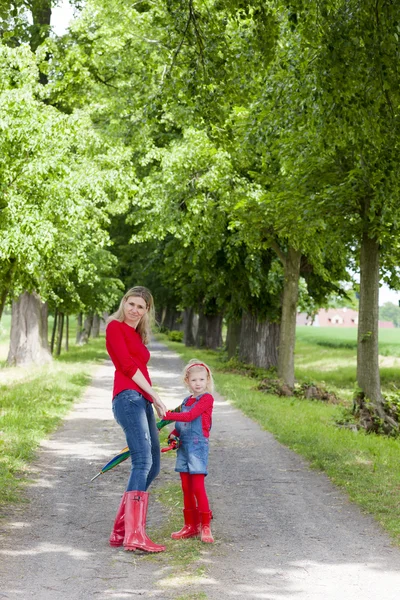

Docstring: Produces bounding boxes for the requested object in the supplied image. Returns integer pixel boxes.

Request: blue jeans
[112,390,161,492]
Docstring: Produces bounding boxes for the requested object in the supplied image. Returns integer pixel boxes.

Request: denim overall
[175,394,210,475]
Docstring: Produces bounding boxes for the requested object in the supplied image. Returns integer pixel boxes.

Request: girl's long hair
[106,286,155,344]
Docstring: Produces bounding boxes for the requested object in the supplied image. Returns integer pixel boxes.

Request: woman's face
[123,295,148,328]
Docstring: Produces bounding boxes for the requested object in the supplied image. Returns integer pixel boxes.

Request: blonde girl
[164,359,215,543]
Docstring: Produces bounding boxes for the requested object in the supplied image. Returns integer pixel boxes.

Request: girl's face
[187,368,208,396]
[123,295,148,328]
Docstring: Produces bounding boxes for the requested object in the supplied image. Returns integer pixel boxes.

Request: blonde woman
[106,286,167,552]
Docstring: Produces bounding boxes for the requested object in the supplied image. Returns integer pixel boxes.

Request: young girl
[163,359,214,543]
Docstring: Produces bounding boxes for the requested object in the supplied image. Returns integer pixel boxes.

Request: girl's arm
[164,394,213,423]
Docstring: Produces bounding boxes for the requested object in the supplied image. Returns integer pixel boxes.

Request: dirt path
[1,340,400,599]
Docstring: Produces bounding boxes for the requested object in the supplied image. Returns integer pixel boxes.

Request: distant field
[296,325,400,356]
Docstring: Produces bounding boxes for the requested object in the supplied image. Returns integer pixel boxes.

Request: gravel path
[1,340,400,599]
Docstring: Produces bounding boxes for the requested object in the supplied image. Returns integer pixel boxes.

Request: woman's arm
[132,369,167,418]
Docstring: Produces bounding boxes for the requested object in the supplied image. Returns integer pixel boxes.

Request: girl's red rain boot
[123,491,165,552]
[200,511,214,543]
[171,509,200,539]
[109,493,126,547]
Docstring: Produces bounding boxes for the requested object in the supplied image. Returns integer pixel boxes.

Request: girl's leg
[145,400,161,490]
[191,474,210,512]
[171,473,199,539]
[112,391,152,492]
[180,472,196,509]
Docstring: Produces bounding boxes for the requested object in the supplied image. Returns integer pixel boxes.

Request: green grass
[294,326,400,402]
[156,334,400,545]
[0,336,108,504]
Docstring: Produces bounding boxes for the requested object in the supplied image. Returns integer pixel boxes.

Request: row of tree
[2,1,400,429]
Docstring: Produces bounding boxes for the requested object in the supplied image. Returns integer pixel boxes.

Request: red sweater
[166,393,214,438]
[106,320,152,402]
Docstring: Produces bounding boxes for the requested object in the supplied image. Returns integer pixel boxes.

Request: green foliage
[167,330,184,343]
[0,41,132,313]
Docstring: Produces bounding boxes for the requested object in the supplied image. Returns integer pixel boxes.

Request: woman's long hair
[106,286,155,344]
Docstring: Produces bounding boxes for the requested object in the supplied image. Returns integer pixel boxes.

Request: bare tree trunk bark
[76,313,84,345]
[92,314,100,338]
[7,292,52,366]
[277,247,301,388]
[357,232,383,406]
[0,287,9,321]
[195,312,207,348]
[81,314,93,344]
[183,307,196,346]
[41,301,50,353]
[56,312,64,356]
[239,312,280,369]
[226,319,241,359]
[65,315,69,351]
[205,314,223,350]
[50,309,58,354]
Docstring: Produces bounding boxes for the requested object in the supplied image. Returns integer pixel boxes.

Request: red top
[166,393,214,438]
[106,319,153,402]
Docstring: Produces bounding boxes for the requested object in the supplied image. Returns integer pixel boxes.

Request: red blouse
[106,319,152,402]
[166,393,214,438]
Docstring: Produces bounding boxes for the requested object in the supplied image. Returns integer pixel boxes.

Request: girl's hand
[152,393,167,419]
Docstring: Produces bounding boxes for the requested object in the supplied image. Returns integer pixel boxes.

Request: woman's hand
[152,393,167,419]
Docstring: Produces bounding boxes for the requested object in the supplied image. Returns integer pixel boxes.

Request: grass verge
[156,334,400,546]
[0,337,108,505]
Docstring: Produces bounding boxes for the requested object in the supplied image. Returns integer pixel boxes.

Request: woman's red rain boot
[200,511,214,543]
[123,491,165,552]
[171,509,200,539]
[109,493,126,547]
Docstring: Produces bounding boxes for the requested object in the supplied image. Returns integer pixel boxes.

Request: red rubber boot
[123,491,165,552]
[200,511,214,543]
[171,509,200,539]
[109,493,126,547]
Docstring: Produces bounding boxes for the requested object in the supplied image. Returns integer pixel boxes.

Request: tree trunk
[41,301,50,353]
[81,314,93,344]
[226,319,242,359]
[76,313,84,344]
[0,287,9,321]
[195,312,207,348]
[56,312,64,356]
[277,247,301,388]
[50,309,58,354]
[30,0,52,52]
[92,314,101,338]
[7,292,52,366]
[239,312,280,369]
[357,232,383,407]
[205,314,223,350]
[183,307,196,346]
[65,315,69,351]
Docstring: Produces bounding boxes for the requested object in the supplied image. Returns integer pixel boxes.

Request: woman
[106,286,167,552]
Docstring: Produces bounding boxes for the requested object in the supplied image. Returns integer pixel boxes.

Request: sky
[49,4,400,309]
[51,0,75,36]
